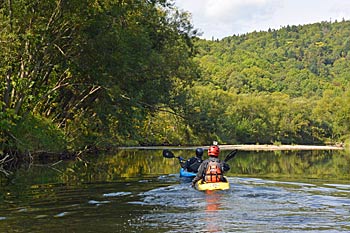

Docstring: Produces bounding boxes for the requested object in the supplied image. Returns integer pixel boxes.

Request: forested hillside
[1,0,349,160]
[178,20,350,145]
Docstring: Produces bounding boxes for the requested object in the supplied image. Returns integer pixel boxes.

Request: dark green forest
[1,0,350,159]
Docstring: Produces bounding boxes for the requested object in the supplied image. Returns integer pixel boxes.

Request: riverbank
[219,144,344,151]
[118,144,344,151]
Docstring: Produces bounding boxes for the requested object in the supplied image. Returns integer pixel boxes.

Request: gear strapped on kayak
[204,161,223,183]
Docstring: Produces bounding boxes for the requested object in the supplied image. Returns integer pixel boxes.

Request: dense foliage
[0,0,199,154]
[183,20,350,145]
[143,20,350,146]
[1,1,350,158]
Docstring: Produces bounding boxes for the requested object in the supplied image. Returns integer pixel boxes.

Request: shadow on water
[0,149,350,232]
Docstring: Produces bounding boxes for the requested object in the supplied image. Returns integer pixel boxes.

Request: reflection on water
[204,191,223,233]
[0,149,349,232]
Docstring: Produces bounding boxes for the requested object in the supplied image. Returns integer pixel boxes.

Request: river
[0,149,349,232]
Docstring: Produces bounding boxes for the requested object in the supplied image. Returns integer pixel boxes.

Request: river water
[0,149,349,232]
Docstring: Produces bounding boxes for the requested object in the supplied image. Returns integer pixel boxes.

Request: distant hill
[195,20,350,97]
[179,20,350,145]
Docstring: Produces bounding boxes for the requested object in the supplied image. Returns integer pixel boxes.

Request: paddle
[162,149,176,158]
[224,149,238,162]
[162,149,184,162]
[163,148,237,162]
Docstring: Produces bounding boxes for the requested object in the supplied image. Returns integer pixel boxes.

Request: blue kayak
[179,168,196,178]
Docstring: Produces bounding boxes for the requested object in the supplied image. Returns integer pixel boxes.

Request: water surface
[0,149,349,232]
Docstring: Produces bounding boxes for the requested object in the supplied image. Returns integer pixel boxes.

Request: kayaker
[181,148,204,173]
[191,145,230,186]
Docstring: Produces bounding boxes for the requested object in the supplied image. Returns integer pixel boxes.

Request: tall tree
[0,0,199,150]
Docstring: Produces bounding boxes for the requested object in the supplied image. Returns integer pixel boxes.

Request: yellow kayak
[194,177,230,191]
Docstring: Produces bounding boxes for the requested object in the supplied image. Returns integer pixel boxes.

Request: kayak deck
[179,168,196,178]
[195,177,230,191]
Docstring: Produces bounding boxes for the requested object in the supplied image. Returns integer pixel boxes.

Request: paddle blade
[162,149,175,158]
[224,149,238,162]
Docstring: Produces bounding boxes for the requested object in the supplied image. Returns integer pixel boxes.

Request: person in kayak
[180,148,204,173]
[191,145,230,186]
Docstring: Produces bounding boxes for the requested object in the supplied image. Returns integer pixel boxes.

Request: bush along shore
[2,1,350,175]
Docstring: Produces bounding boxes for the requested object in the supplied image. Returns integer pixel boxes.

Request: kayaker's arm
[178,157,186,168]
[181,158,189,169]
[191,173,201,187]
[222,162,230,172]
[182,157,198,171]
[191,161,207,186]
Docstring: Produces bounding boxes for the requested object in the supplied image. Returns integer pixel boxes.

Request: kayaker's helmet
[208,145,220,157]
[195,148,204,157]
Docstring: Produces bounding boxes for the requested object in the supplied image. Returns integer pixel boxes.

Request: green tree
[1,0,200,153]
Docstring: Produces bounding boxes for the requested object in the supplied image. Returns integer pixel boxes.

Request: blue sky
[175,0,350,39]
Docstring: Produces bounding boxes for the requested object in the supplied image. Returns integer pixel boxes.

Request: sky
[175,0,350,40]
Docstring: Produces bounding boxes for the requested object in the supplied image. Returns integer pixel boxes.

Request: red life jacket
[204,161,223,183]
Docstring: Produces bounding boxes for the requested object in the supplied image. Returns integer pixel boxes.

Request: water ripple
[132,177,350,232]
[103,192,132,197]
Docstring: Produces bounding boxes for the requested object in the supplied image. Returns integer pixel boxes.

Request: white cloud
[204,0,277,19]
[174,0,350,39]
